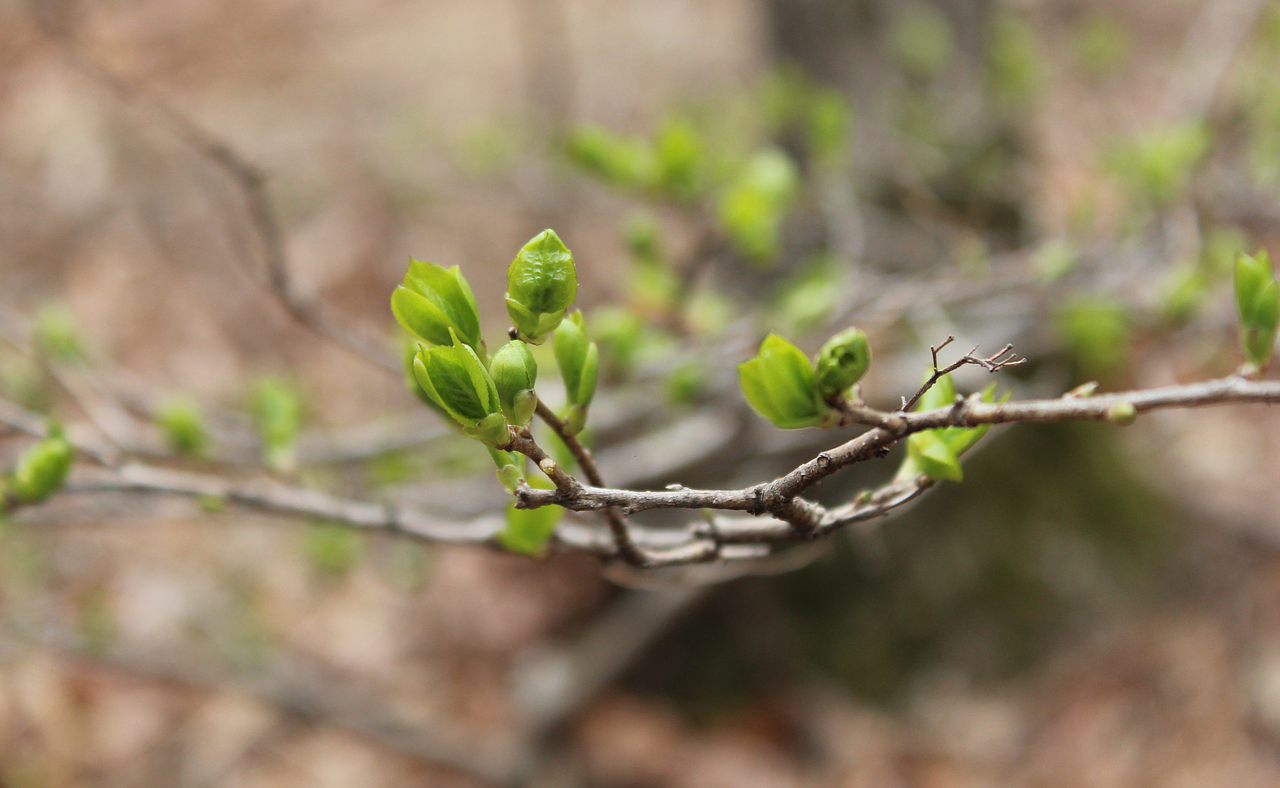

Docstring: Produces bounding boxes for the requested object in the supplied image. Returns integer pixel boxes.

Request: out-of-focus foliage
[1060,299,1132,374]
[252,378,302,472]
[155,396,209,456]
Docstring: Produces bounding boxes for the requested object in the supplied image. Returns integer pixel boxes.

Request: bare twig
[900,337,1026,412]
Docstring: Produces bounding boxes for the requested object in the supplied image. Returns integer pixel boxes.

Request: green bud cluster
[738,328,871,430]
[554,312,599,435]
[12,424,73,503]
[1235,249,1280,373]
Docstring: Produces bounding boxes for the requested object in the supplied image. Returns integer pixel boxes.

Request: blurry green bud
[738,333,833,429]
[624,212,662,262]
[1060,299,1131,373]
[1106,401,1137,426]
[390,261,484,351]
[906,430,963,482]
[489,340,538,426]
[156,396,208,456]
[718,148,799,265]
[253,379,301,472]
[34,304,83,362]
[412,329,510,449]
[806,88,852,164]
[554,311,599,435]
[13,424,73,503]
[506,230,578,344]
[654,118,701,200]
[1236,250,1280,371]
[892,5,955,78]
[565,126,655,188]
[897,379,1005,482]
[815,327,871,400]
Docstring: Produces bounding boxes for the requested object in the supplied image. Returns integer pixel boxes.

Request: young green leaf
[815,327,871,400]
[12,425,73,503]
[488,447,524,492]
[506,230,578,344]
[413,329,510,449]
[738,333,833,429]
[489,340,538,426]
[554,311,599,435]
[390,261,483,351]
[906,430,964,482]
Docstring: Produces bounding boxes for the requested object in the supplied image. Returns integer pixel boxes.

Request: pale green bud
[506,230,578,344]
[815,327,871,400]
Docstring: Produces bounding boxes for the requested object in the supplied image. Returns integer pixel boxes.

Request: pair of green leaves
[412,330,535,450]
[392,261,484,353]
[898,375,1004,483]
[738,329,871,430]
[1236,249,1280,372]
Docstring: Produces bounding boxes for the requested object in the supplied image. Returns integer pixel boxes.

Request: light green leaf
[907,431,963,482]
[738,333,830,429]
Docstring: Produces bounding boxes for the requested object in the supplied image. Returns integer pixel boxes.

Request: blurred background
[3,0,1280,784]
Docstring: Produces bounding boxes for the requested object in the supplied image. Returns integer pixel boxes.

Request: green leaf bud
[489,340,539,426]
[553,311,599,435]
[412,329,510,449]
[506,230,578,344]
[738,333,834,429]
[1106,400,1137,426]
[391,260,484,351]
[1236,250,1280,371]
[13,425,73,503]
[815,327,871,400]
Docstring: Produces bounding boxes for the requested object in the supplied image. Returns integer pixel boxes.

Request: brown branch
[513,414,647,566]
[517,375,1280,528]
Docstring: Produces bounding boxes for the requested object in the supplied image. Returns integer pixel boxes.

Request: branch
[513,414,646,566]
[517,375,1280,530]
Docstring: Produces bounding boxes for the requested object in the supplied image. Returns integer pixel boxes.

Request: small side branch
[901,337,1026,412]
